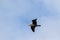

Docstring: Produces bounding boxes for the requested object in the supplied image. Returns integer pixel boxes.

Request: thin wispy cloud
[0,0,60,40]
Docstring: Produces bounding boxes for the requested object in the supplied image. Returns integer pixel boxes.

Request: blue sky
[0,0,60,40]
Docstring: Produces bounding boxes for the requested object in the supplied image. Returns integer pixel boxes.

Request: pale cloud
[0,16,22,40]
[0,0,32,16]
[43,0,60,15]
[38,16,60,40]
[0,0,60,40]
[0,0,32,40]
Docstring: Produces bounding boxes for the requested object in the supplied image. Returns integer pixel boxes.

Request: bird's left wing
[31,26,35,32]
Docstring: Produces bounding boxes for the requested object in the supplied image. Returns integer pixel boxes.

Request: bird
[29,19,41,32]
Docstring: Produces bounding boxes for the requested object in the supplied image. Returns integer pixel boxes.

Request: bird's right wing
[32,19,37,25]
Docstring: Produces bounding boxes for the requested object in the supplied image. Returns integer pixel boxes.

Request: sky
[0,0,60,40]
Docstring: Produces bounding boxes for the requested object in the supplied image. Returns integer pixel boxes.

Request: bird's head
[29,24,35,26]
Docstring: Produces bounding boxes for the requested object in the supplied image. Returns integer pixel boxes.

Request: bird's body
[29,19,41,32]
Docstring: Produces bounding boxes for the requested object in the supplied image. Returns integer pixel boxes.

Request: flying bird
[29,19,41,32]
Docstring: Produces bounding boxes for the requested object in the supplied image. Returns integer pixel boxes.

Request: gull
[29,19,41,32]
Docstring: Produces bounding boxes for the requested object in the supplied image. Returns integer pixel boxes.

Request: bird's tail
[37,25,41,27]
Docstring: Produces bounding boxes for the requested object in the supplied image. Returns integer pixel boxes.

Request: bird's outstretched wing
[31,26,35,32]
[32,19,37,25]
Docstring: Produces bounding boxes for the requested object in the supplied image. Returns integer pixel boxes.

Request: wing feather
[32,19,37,25]
[31,26,35,32]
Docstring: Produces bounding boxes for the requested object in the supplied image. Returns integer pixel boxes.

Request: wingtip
[32,31,35,32]
[35,19,37,20]
[33,18,37,20]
